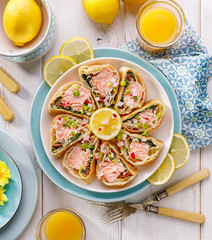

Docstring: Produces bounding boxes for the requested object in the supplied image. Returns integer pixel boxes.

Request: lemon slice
[169,133,190,169]
[43,55,77,87]
[90,108,122,140]
[60,37,94,64]
[147,153,175,185]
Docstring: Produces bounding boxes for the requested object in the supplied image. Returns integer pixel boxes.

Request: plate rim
[0,147,23,229]
[30,47,181,202]
[0,129,38,239]
[40,56,174,193]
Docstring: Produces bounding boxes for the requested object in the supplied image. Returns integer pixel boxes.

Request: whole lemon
[82,0,120,25]
[3,0,42,47]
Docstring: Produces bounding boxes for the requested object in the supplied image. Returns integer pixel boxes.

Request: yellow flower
[0,186,8,205]
[0,160,11,186]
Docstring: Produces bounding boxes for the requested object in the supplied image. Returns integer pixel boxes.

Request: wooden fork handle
[143,205,205,224]
[154,169,210,201]
[158,207,205,224]
[166,168,210,196]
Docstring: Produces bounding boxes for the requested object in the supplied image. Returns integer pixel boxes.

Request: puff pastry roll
[50,114,90,157]
[122,99,165,133]
[62,135,99,184]
[48,81,96,119]
[117,130,164,166]
[114,66,147,115]
[96,142,137,186]
[78,64,119,108]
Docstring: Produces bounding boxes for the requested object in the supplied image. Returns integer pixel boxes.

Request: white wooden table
[0,0,211,239]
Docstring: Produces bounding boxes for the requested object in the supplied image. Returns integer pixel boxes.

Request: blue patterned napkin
[121,22,212,150]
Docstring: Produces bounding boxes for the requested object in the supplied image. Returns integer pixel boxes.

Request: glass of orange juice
[136,0,186,53]
[36,209,86,240]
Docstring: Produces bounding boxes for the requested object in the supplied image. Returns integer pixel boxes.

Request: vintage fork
[101,203,205,224]
[91,169,210,224]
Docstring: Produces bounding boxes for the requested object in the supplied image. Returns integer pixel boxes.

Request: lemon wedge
[147,153,176,185]
[90,108,122,140]
[43,55,77,87]
[60,37,94,64]
[169,133,190,169]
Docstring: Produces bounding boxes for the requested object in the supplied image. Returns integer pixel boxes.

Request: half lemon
[169,133,190,169]
[90,108,122,140]
[43,55,77,87]
[60,37,94,64]
[147,153,176,185]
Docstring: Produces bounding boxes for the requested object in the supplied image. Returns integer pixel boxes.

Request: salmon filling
[99,156,126,183]
[91,68,118,97]
[66,146,90,170]
[123,81,143,108]
[55,118,78,141]
[61,85,91,111]
[129,140,149,160]
[138,109,157,125]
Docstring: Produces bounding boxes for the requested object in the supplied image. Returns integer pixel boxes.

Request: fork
[101,204,205,224]
[92,168,210,224]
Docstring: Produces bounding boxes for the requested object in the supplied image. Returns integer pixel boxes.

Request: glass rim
[136,0,186,48]
[36,208,86,240]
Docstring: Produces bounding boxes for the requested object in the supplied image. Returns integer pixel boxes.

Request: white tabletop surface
[0,0,212,239]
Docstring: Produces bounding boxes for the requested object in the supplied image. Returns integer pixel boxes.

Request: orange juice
[122,0,147,5]
[138,7,178,45]
[37,209,85,240]
[46,212,83,240]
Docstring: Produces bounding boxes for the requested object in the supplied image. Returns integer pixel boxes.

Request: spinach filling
[118,71,136,108]
[137,138,156,147]
[123,104,157,122]
[54,97,85,115]
[52,132,82,152]
[118,78,130,108]
[81,146,94,175]
[82,74,93,88]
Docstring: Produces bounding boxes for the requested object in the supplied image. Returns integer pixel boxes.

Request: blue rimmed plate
[0,148,22,229]
[0,130,38,239]
[30,48,181,202]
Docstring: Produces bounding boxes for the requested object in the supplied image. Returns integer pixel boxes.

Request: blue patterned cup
[0,0,56,63]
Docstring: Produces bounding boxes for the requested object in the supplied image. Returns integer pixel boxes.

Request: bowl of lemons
[0,0,56,62]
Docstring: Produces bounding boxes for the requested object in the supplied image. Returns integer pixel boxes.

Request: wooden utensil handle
[166,168,210,196]
[0,68,19,93]
[0,96,14,121]
[158,207,205,224]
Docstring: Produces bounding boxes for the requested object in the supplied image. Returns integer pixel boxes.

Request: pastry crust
[50,114,90,157]
[48,81,96,119]
[78,64,119,108]
[96,141,137,186]
[62,135,99,184]
[117,130,164,166]
[122,99,165,133]
[114,66,147,115]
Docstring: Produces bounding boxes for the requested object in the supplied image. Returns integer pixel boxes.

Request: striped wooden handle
[166,168,210,196]
[158,207,205,224]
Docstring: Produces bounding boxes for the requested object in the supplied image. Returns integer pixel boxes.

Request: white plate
[40,57,174,193]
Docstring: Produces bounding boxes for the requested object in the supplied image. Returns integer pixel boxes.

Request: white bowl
[0,0,56,62]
